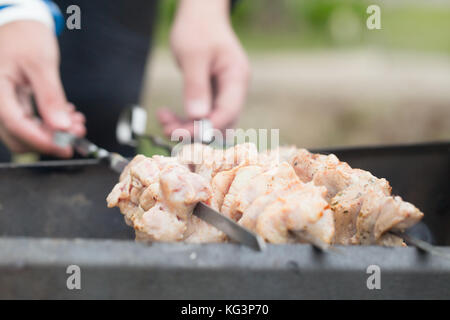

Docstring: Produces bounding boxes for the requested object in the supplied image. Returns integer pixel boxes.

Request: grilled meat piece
[177,142,259,180]
[107,155,224,243]
[289,148,424,245]
[241,182,334,245]
[221,165,265,220]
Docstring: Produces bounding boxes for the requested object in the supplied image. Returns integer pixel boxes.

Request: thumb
[26,61,71,130]
[182,58,212,120]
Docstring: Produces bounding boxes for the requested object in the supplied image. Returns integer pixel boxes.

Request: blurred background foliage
[141,0,450,155]
[155,0,450,54]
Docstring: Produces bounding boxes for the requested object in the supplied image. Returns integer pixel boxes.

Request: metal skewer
[116,105,173,152]
[116,105,216,153]
[289,227,446,256]
[389,230,450,259]
[53,131,266,251]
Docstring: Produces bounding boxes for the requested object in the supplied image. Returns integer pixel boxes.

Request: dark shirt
[53,0,159,155]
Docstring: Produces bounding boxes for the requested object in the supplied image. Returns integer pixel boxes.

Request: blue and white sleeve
[0,0,64,35]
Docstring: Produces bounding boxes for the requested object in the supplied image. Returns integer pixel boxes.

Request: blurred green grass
[141,0,450,157]
[155,0,450,54]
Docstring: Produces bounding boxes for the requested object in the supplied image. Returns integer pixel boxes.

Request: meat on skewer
[107,155,225,242]
[107,143,424,247]
[288,149,424,246]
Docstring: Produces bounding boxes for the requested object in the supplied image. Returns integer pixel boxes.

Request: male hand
[158,0,250,138]
[0,21,85,158]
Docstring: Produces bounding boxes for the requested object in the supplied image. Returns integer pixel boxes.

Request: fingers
[68,104,86,137]
[158,54,213,137]
[26,57,72,131]
[68,112,86,137]
[209,58,249,130]
[157,107,179,127]
[158,62,249,138]
[24,61,87,147]
[157,108,192,137]
[0,80,72,158]
[0,125,29,153]
[181,57,212,120]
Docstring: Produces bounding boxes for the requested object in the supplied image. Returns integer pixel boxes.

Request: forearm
[175,0,230,24]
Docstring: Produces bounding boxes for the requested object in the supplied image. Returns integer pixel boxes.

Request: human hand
[158,0,250,138]
[0,21,85,158]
